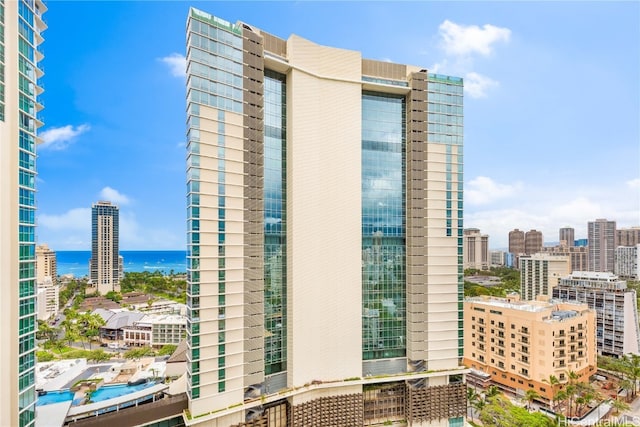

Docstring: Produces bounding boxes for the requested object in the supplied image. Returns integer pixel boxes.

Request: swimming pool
[36,390,74,406]
[90,382,156,402]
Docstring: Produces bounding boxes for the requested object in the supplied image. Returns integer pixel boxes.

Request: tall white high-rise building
[615,244,640,279]
[0,1,47,425]
[554,271,640,357]
[519,253,571,301]
[185,8,466,426]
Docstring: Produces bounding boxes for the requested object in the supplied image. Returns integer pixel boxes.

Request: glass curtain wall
[362,92,406,360]
[263,70,287,375]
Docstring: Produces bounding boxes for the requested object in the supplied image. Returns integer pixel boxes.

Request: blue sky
[36,1,639,250]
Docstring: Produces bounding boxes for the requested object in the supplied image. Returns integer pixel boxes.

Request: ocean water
[56,250,187,277]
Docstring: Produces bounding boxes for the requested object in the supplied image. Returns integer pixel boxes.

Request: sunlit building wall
[185,8,466,426]
[588,218,616,273]
[614,245,640,280]
[463,228,489,270]
[519,253,571,301]
[464,295,596,405]
[0,0,47,425]
[90,201,121,294]
[553,271,640,357]
[36,243,57,285]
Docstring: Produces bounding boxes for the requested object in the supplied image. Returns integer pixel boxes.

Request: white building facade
[615,245,640,279]
[553,271,640,357]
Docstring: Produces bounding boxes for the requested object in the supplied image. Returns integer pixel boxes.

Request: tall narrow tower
[559,227,575,247]
[525,229,543,255]
[90,201,120,294]
[0,1,47,425]
[185,8,466,426]
[588,218,616,272]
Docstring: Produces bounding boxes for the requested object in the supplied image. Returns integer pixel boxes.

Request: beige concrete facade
[616,227,640,247]
[588,218,616,273]
[463,228,489,270]
[185,8,465,426]
[541,243,588,273]
[36,278,59,321]
[36,243,57,285]
[519,253,571,301]
[464,295,596,403]
[285,35,364,387]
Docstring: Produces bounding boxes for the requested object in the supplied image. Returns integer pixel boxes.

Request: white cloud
[38,208,91,232]
[627,178,640,189]
[464,72,499,98]
[430,20,511,98]
[465,176,522,205]
[37,206,183,251]
[438,20,511,57]
[99,187,131,206]
[39,124,90,150]
[465,180,640,249]
[159,53,186,78]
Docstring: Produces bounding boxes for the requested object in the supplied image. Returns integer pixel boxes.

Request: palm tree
[473,398,486,418]
[467,387,480,420]
[620,378,633,402]
[554,389,568,417]
[61,318,80,348]
[485,385,500,400]
[625,353,640,398]
[565,370,580,417]
[524,389,540,411]
[543,374,561,412]
[610,397,630,415]
[575,383,597,416]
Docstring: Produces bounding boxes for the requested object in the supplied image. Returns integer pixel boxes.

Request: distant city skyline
[34,1,639,251]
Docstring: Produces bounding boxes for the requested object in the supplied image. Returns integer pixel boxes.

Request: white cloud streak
[39,124,90,150]
[439,20,511,57]
[159,53,186,78]
[38,208,91,232]
[627,178,640,190]
[99,187,131,206]
[464,72,499,98]
[465,179,640,248]
[431,20,511,99]
[465,176,523,205]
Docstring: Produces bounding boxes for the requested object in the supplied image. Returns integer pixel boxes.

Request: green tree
[158,344,178,356]
[620,378,633,402]
[485,385,500,400]
[61,317,80,347]
[36,350,55,362]
[623,353,640,398]
[104,291,122,302]
[467,387,480,420]
[543,374,560,412]
[611,397,630,415]
[76,312,105,350]
[524,389,540,411]
[88,349,111,362]
[124,347,155,359]
[479,395,554,427]
[565,370,580,417]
